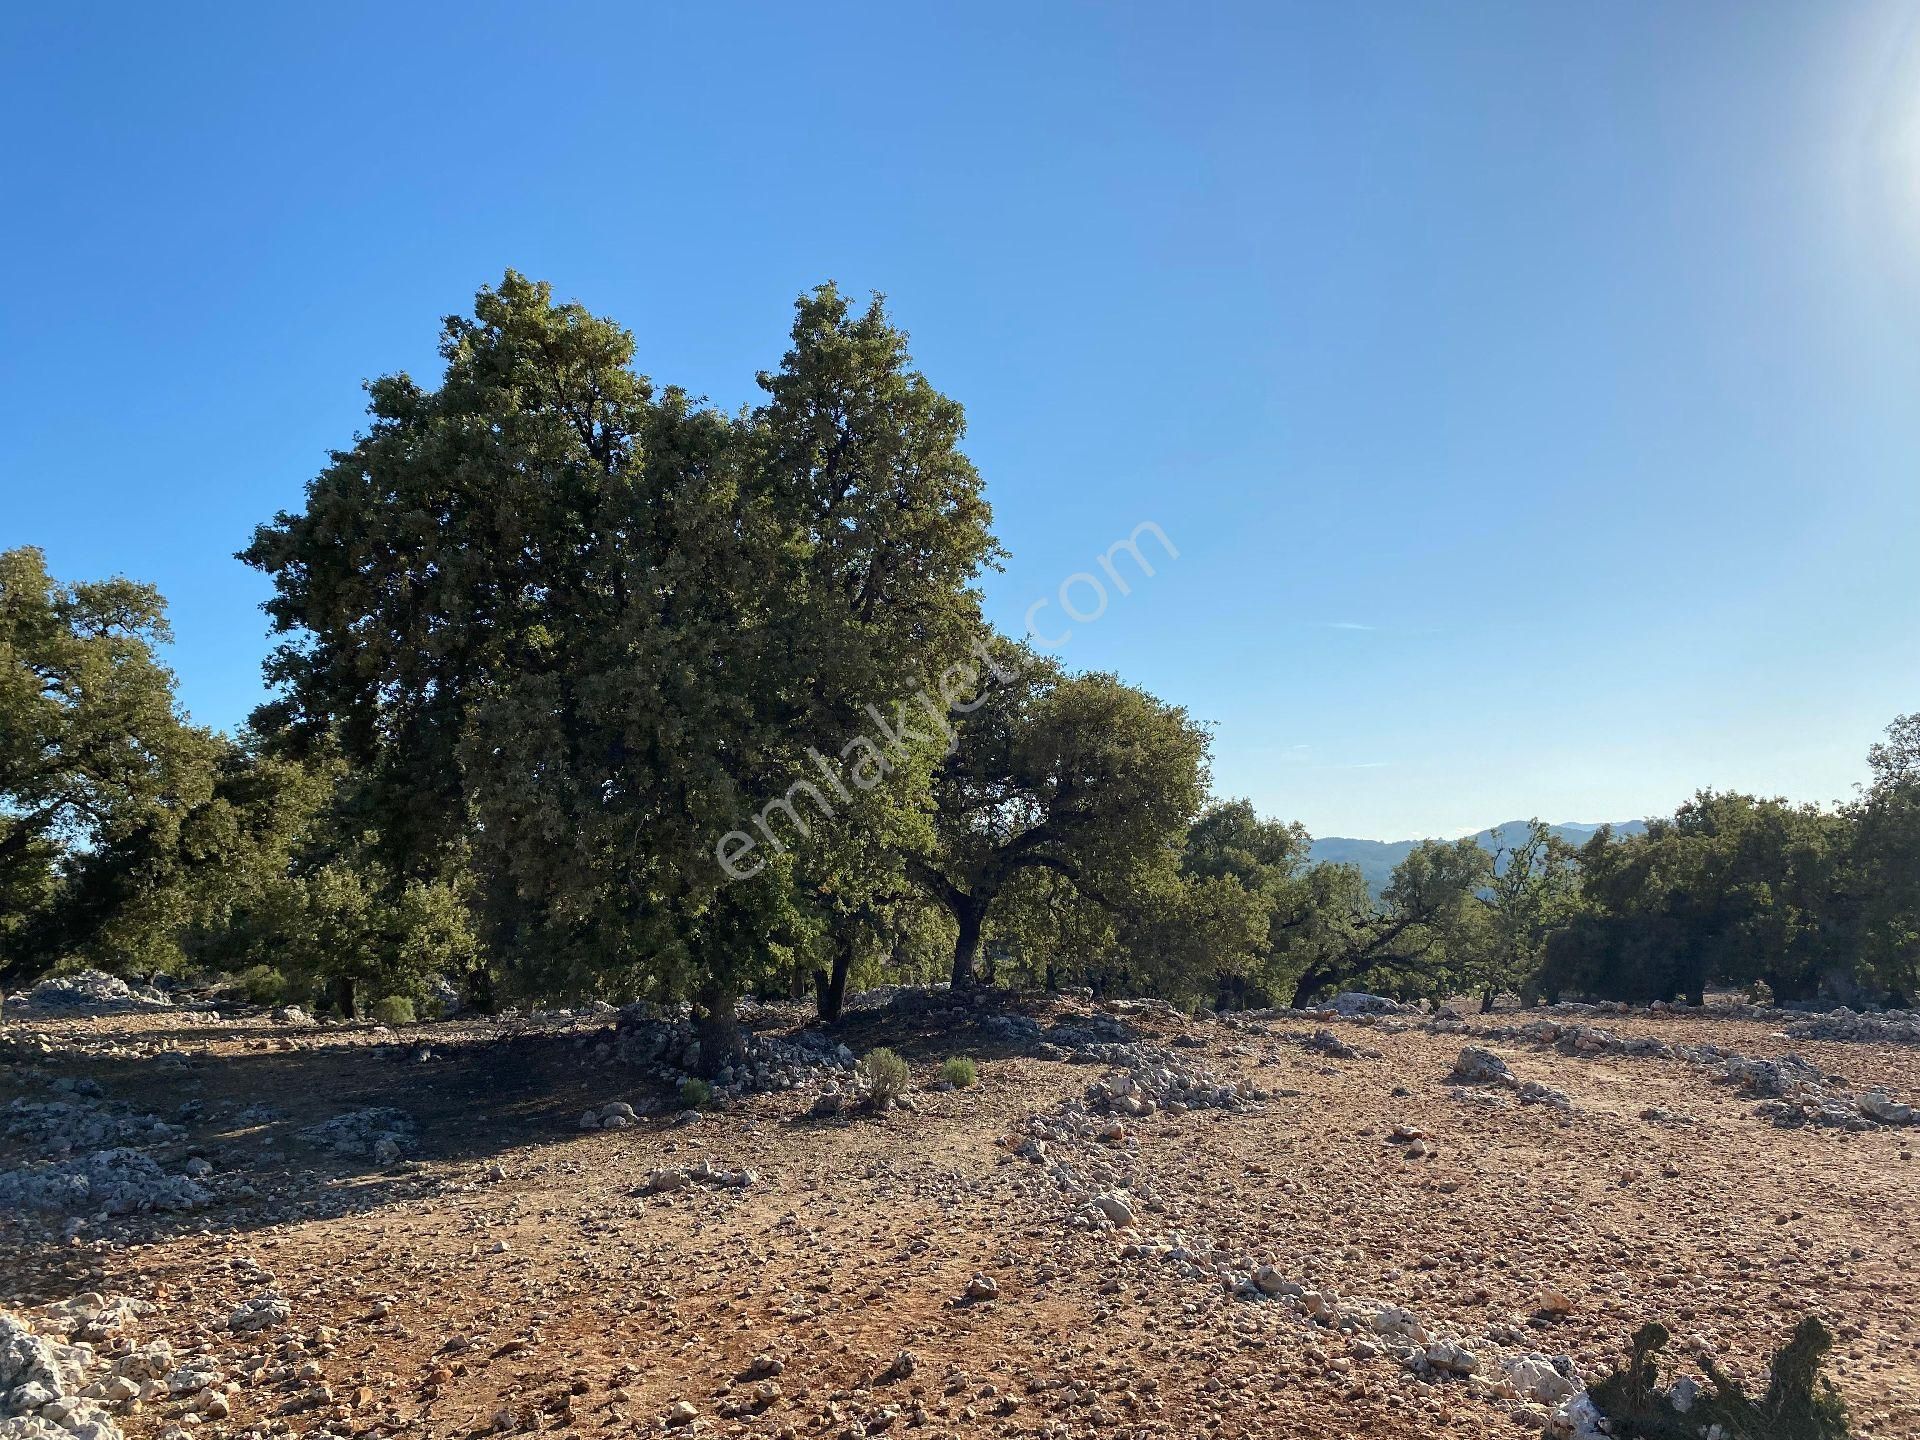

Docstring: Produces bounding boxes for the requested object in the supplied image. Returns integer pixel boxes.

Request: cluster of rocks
[0,1065,217,1221]
[224,1296,291,1334]
[1,972,180,1021]
[640,1158,757,1194]
[1000,1046,1264,1224]
[1782,1007,1920,1045]
[0,1294,169,1440]
[3,1099,183,1159]
[296,1108,418,1164]
[1446,1047,1574,1112]
[1081,1044,1266,1118]
[0,1148,212,1219]
[1328,991,1417,1017]
[578,1100,641,1130]
[1096,1227,1603,1434]
[1474,1020,1917,1130]
[806,1079,873,1118]
[1298,1028,1368,1060]
[1720,1053,1915,1129]
[610,1011,856,1102]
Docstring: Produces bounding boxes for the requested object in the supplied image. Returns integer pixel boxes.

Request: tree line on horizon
[4,274,1917,1051]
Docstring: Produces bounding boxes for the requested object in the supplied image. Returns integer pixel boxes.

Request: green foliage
[1854,712,1920,999]
[916,643,1212,988]
[244,274,998,1049]
[939,1055,977,1087]
[222,857,479,1019]
[1283,837,1495,1008]
[1478,819,1582,1004]
[234,965,289,1006]
[0,547,328,985]
[678,1077,713,1110]
[16,276,1916,1029]
[1542,793,1855,1005]
[1141,801,1312,1007]
[368,995,416,1025]
[1589,1319,1850,1440]
[2,545,203,979]
[860,1046,911,1105]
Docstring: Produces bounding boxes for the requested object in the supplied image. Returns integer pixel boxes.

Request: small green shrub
[678,1077,713,1110]
[1747,978,1776,1007]
[235,965,288,1006]
[1589,1318,1850,1439]
[368,995,416,1026]
[939,1056,977,1088]
[861,1047,911,1106]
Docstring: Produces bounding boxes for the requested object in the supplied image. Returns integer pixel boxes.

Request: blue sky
[4,3,1919,840]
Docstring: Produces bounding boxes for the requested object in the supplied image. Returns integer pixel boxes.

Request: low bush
[368,995,416,1026]
[235,965,288,1006]
[1589,1318,1850,1439]
[939,1055,977,1087]
[861,1047,911,1106]
[678,1077,713,1109]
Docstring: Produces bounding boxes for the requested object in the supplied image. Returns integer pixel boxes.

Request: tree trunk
[813,936,853,1024]
[463,966,497,1016]
[330,973,357,1020]
[1479,986,1496,1014]
[696,985,744,1072]
[0,953,50,994]
[950,901,986,989]
[1288,963,1338,1010]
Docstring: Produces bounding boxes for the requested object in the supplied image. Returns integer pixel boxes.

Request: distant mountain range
[1309,820,1650,896]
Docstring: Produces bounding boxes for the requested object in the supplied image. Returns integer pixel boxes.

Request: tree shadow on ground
[0,989,1116,1292]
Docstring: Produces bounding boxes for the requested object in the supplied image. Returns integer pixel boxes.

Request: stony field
[3,983,1919,1440]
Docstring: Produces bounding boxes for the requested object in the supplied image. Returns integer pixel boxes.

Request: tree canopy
[911,646,1212,989]
[243,274,999,1045]
[6,277,1916,1031]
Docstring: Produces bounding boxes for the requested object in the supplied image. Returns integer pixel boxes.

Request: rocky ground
[3,982,1918,1440]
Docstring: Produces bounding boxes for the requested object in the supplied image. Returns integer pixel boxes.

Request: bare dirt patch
[4,997,1917,1439]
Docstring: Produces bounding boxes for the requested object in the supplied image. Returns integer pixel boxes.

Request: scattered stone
[1783,1007,1920,1045]
[1504,1353,1579,1405]
[641,1160,755,1194]
[1330,992,1410,1017]
[1304,1029,1359,1060]
[1449,1047,1513,1084]
[577,1100,638,1130]
[226,1295,291,1333]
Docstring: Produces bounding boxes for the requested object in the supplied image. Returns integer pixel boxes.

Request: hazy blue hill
[1309,820,1649,896]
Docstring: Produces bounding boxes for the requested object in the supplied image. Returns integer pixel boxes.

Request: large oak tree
[244,274,997,1052]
